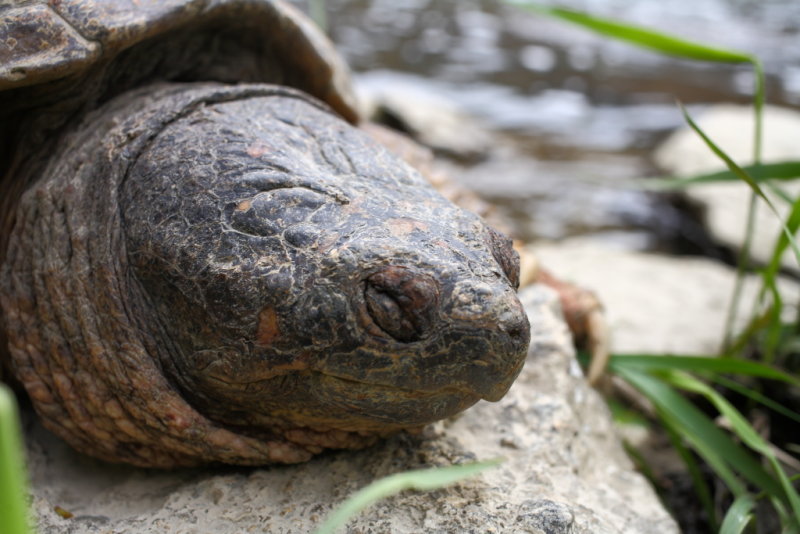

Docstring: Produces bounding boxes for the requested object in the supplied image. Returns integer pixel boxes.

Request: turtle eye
[364,267,439,343]
[486,227,520,290]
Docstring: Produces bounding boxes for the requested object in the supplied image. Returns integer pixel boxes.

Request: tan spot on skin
[256,307,281,346]
[246,141,271,158]
[388,217,428,238]
[104,399,124,418]
[25,380,54,404]
[116,418,147,441]
[235,199,251,212]
[341,196,365,217]
[54,506,73,519]
[318,234,339,252]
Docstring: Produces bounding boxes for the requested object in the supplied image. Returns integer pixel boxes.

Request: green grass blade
[713,375,800,426]
[743,198,800,363]
[617,368,748,495]
[769,460,800,531]
[314,459,503,534]
[617,367,789,497]
[765,181,797,206]
[607,398,650,427]
[665,372,800,523]
[609,354,800,386]
[0,384,32,534]
[509,2,754,63]
[665,373,768,455]
[645,161,800,189]
[725,307,774,358]
[719,494,756,534]
[679,104,800,267]
[764,195,800,282]
[761,281,784,364]
[753,185,800,307]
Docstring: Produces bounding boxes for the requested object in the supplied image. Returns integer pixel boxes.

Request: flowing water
[294,0,800,252]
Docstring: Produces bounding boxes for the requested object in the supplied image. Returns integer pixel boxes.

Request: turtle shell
[0,0,361,435]
[0,0,357,117]
[0,0,358,246]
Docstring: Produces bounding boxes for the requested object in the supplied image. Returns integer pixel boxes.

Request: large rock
[533,239,800,355]
[654,104,800,269]
[23,285,677,534]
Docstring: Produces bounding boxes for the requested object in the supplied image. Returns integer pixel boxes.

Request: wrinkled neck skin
[0,82,529,467]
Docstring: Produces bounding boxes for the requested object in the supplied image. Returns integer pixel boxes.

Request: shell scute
[0,3,99,87]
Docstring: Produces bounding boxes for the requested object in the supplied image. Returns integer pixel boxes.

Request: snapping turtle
[0,0,530,468]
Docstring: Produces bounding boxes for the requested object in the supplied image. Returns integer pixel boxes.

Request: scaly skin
[1,83,529,467]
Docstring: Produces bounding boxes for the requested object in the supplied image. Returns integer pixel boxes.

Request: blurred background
[291,0,799,256]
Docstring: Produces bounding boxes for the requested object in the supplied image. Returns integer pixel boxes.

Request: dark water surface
[293,0,800,250]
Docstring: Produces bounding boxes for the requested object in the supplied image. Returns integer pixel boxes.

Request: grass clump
[509,2,800,532]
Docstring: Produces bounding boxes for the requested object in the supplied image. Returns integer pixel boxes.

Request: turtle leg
[514,245,610,384]
[532,268,609,385]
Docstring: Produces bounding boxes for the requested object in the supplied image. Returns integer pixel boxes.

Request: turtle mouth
[314,350,524,403]
[311,371,483,428]
[315,369,477,398]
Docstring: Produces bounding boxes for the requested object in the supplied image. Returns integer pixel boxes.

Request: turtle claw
[519,247,610,386]
[583,308,610,386]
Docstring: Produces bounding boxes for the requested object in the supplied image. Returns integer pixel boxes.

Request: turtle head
[122,89,529,437]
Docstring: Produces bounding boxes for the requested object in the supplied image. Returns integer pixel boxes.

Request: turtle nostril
[506,320,531,355]
[364,267,439,343]
[506,324,526,341]
[493,299,531,356]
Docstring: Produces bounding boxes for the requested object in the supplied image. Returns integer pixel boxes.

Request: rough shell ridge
[0,0,357,120]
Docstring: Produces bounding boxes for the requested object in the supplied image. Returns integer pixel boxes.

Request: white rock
[533,239,799,355]
[24,285,677,534]
[654,104,800,268]
[356,71,494,159]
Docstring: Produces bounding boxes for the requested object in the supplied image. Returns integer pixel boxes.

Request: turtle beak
[444,279,530,402]
[468,326,529,403]
[360,266,530,402]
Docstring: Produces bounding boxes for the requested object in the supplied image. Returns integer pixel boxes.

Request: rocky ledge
[21,284,676,534]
